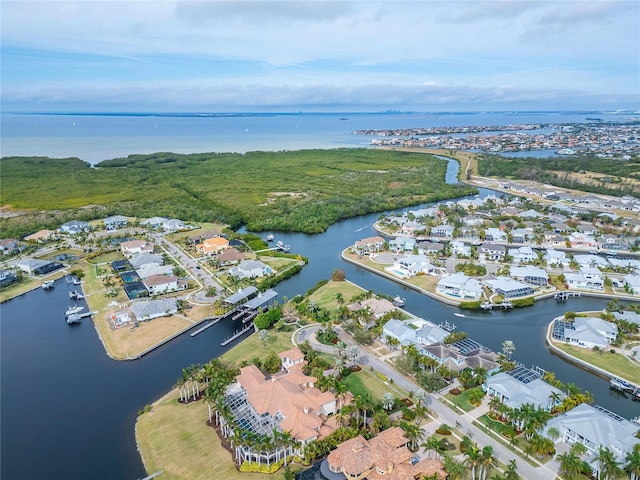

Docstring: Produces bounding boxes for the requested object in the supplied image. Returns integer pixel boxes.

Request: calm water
[1,111,631,164]
[2,118,639,480]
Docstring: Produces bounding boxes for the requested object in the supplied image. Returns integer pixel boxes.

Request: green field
[1,149,475,237]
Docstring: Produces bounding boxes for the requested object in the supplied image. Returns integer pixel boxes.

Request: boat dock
[481,301,513,311]
[220,324,254,346]
[69,290,84,300]
[42,280,55,290]
[555,291,581,301]
[66,311,97,325]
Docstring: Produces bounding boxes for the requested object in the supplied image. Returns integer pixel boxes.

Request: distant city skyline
[2,0,639,113]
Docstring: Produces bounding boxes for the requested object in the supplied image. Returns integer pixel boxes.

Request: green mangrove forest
[1,149,476,237]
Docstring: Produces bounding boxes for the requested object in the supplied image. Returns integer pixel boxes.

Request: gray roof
[129,253,164,269]
[244,289,278,309]
[485,372,564,410]
[510,266,549,280]
[131,298,178,321]
[612,310,640,325]
[224,286,258,304]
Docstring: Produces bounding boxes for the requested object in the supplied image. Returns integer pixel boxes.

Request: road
[296,324,561,480]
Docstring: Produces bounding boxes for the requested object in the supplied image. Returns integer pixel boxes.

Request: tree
[381,392,395,411]
[399,420,424,452]
[557,451,582,479]
[503,459,519,480]
[501,340,515,360]
[625,444,640,480]
[258,329,269,345]
[422,435,444,460]
[464,442,482,480]
[370,410,391,434]
[443,453,469,480]
[479,445,495,480]
[597,446,625,480]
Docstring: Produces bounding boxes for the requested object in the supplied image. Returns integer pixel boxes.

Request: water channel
[1,159,638,480]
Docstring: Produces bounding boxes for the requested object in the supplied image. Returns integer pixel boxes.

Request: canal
[1,159,638,480]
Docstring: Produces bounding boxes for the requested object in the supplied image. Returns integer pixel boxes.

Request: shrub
[436,424,452,435]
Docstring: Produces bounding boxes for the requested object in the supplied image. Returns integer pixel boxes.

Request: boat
[69,290,84,300]
[453,313,465,318]
[266,234,274,242]
[65,305,85,316]
[392,296,406,307]
[42,280,55,290]
[631,416,640,425]
[610,377,634,393]
[66,314,82,325]
[276,240,284,249]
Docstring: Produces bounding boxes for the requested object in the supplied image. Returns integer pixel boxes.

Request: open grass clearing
[443,387,484,413]
[343,368,409,403]
[219,329,295,367]
[551,340,640,384]
[307,279,366,310]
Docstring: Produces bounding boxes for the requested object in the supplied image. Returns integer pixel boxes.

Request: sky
[1,0,639,112]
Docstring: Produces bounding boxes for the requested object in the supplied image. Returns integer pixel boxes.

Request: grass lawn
[220,329,296,367]
[343,368,409,403]
[551,340,640,384]
[307,280,366,310]
[136,388,288,480]
[444,387,484,413]
[86,250,124,264]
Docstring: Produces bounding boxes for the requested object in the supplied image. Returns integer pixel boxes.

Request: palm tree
[503,459,519,480]
[381,392,395,411]
[625,444,640,480]
[557,451,582,479]
[421,436,443,460]
[479,445,495,480]
[529,434,555,459]
[443,453,469,480]
[597,446,625,480]
[399,420,424,452]
[464,442,482,480]
[546,426,560,442]
[334,381,348,411]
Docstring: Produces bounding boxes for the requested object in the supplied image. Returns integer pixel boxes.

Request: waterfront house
[195,236,229,255]
[416,241,445,256]
[24,229,55,243]
[483,369,565,411]
[223,348,342,464]
[479,242,506,260]
[354,236,386,255]
[623,275,640,295]
[136,263,174,279]
[130,297,178,321]
[414,322,449,347]
[556,316,617,349]
[612,310,640,326]
[509,246,536,263]
[121,240,155,258]
[59,220,90,235]
[348,298,396,329]
[327,427,447,480]
[228,260,272,279]
[484,277,534,298]
[436,272,483,300]
[13,258,63,275]
[103,215,128,230]
[142,274,183,295]
[401,220,424,236]
[0,270,18,288]
[391,254,436,277]
[542,404,640,480]
[509,266,549,286]
[382,319,417,347]
[223,286,258,306]
[388,237,416,253]
[422,339,499,373]
[162,218,186,232]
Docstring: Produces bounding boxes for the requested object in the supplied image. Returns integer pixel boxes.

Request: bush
[510,297,534,308]
[436,424,452,435]
[240,459,284,474]
[460,301,481,310]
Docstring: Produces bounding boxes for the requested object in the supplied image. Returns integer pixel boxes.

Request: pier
[480,301,513,311]
[220,324,254,346]
[555,291,581,301]
[190,316,224,337]
[66,311,97,324]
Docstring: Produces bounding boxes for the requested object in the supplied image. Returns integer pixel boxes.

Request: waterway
[1,159,638,480]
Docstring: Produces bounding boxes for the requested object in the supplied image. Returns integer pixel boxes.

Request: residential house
[565,268,603,290]
[228,260,272,279]
[462,216,485,227]
[509,246,536,264]
[545,249,570,267]
[449,240,471,257]
[24,229,55,242]
[121,240,155,257]
[431,224,454,239]
[327,427,447,480]
[216,247,245,265]
[480,242,506,261]
[162,218,185,232]
[555,316,618,349]
[278,348,305,371]
[543,233,567,247]
[143,274,183,295]
[422,339,499,373]
[103,215,128,230]
[13,258,63,275]
[519,209,543,219]
[389,254,436,277]
[483,370,565,411]
[388,237,416,253]
[568,232,598,249]
[0,270,18,288]
[129,252,164,269]
[509,228,531,244]
[141,216,169,229]
[484,277,534,298]
[136,264,174,279]
[401,220,423,236]
[509,266,549,286]
[457,227,481,244]
[542,404,640,480]
[382,319,417,347]
[130,297,178,321]
[600,236,630,252]
[612,310,640,326]
[573,254,609,269]
[354,236,386,254]
[436,272,483,300]
[484,228,507,243]
[416,241,445,256]
[196,236,229,255]
[609,258,640,274]
[59,220,90,235]
[348,298,396,328]
[0,239,20,255]
[623,275,640,295]
[414,322,449,347]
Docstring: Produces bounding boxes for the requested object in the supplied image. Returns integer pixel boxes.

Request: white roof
[510,266,549,280]
[485,372,564,410]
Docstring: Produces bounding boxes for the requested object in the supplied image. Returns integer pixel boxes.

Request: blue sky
[2,0,639,112]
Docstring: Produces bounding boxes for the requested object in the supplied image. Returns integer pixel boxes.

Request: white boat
[42,280,55,290]
[266,234,274,242]
[66,314,82,325]
[65,305,84,316]
[454,313,465,318]
[392,296,406,307]
[610,377,633,393]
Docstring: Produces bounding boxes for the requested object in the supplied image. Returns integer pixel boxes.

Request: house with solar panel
[483,365,565,411]
[542,404,640,480]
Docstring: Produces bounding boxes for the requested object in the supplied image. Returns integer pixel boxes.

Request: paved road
[296,324,560,480]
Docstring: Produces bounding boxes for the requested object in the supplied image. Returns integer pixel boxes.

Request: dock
[555,291,581,301]
[69,290,84,300]
[481,301,513,311]
[220,324,254,346]
[66,311,96,325]
[190,316,225,337]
